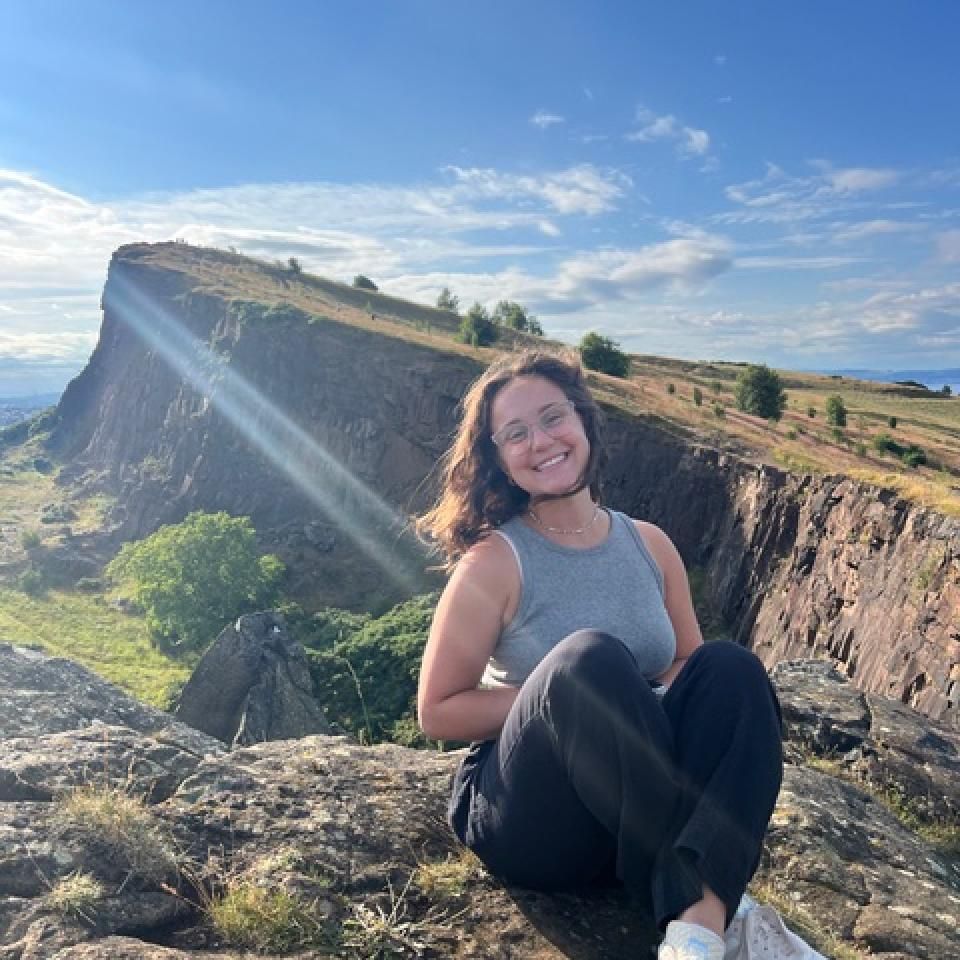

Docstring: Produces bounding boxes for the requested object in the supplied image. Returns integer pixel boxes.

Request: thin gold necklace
[528,503,601,535]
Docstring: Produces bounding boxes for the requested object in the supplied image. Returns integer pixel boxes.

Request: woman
[416,349,788,960]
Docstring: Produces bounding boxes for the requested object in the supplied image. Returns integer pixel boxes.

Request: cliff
[48,243,959,726]
[1,644,957,959]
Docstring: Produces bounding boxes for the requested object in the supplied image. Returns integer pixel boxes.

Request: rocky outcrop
[1,645,958,959]
[173,612,329,746]
[48,243,959,726]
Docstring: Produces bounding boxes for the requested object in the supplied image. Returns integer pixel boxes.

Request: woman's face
[488,375,590,498]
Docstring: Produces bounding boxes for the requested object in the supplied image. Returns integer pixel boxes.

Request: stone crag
[47,242,959,725]
[1,645,958,959]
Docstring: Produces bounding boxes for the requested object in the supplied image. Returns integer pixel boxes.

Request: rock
[173,612,329,747]
[0,644,222,757]
[1,646,959,958]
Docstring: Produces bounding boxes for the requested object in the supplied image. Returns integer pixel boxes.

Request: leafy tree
[579,332,630,378]
[436,286,460,313]
[287,257,302,273]
[942,385,953,396]
[491,300,543,336]
[733,364,787,420]
[106,512,284,655]
[825,395,848,427]
[458,303,498,347]
[352,274,378,291]
[304,594,437,745]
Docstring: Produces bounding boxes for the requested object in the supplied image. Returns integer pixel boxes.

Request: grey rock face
[173,611,329,747]
[1,645,958,958]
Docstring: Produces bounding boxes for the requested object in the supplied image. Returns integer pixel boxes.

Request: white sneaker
[659,921,725,960]
[723,895,828,960]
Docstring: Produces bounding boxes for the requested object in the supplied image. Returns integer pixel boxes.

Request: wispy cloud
[627,105,710,157]
[530,110,565,129]
[937,229,960,262]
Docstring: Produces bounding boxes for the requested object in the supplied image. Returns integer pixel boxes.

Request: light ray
[104,272,427,594]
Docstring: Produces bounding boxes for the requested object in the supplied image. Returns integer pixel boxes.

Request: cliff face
[51,244,959,726]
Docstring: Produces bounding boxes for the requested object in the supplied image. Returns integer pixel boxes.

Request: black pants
[448,632,783,929]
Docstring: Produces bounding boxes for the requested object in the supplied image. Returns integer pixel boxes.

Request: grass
[53,784,177,886]
[0,587,190,707]
[207,882,330,953]
[46,870,104,923]
[412,849,482,899]
[340,876,432,959]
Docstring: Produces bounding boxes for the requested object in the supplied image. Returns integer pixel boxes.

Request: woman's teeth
[535,453,566,471]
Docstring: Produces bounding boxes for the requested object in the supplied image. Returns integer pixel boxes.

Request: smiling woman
[414,349,813,960]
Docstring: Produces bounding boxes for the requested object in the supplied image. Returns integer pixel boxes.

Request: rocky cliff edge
[1,644,958,959]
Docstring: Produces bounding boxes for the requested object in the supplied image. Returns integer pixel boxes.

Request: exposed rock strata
[1,646,958,958]
[49,243,959,725]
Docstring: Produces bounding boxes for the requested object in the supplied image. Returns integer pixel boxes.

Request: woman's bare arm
[417,535,520,741]
[635,521,704,686]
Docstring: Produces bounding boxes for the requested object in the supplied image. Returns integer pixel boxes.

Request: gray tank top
[480,510,677,687]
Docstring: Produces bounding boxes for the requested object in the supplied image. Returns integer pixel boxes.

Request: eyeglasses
[491,400,577,450]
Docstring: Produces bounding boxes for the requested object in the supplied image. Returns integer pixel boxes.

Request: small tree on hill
[825,395,848,427]
[352,275,378,292]
[458,303,498,347]
[579,332,630,378]
[491,300,543,336]
[106,511,284,656]
[287,257,302,273]
[734,364,787,421]
[436,286,460,313]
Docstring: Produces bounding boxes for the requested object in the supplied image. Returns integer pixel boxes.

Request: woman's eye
[504,427,528,445]
[542,412,565,428]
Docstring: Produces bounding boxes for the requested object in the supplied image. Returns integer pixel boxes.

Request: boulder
[173,612,329,747]
[0,647,957,958]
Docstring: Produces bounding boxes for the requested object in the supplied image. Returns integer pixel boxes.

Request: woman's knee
[548,629,640,682]
[684,641,781,719]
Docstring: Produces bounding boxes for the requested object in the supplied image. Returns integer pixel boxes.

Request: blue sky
[2,1,959,395]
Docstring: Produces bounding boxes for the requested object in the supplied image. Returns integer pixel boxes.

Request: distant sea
[822,368,960,395]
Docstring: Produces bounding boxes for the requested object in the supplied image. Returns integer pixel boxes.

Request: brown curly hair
[417,349,607,569]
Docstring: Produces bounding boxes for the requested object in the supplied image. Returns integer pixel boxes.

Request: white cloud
[530,110,565,129]
[627,106,711,157]
[737,255,868,270]
[818,165,900,194]
[714,54,727,67]
[830,219,918,243]
[444,164,627,215]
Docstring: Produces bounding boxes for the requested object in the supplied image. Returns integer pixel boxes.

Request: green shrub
[666,382,676,395]
[304,594,437,744]
[692,386,703,407]
[831,427,845,443]
[786,429,798,440]
[352,274,378,291]
[105,511,284,656]
[458,303,498,347]
[888,415,898,429]
[713,403,725,418]
[873,433,898,454]
[855,442,867,457]
[825,395,847,427]
[734,365,787,420]
[436,286,459,312]
[21,529,42,550]
[579,332,630,378]
[901,445,927,468]
[491,300,543,336]
[807,406,817,418]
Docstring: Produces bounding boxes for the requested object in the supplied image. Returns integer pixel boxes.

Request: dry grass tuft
[413,848,482,900]
[53,784,177,885]
[207,882,329,953]
[46,870,104,923]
